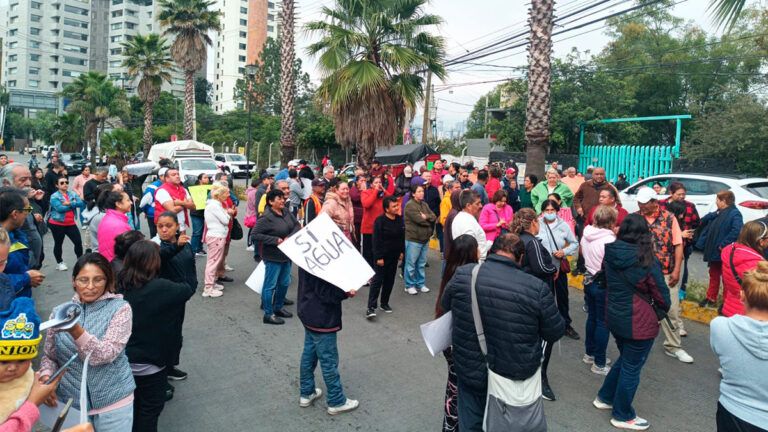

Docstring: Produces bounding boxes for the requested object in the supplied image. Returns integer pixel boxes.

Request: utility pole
[421,71,432,145]
[483,95,489,139]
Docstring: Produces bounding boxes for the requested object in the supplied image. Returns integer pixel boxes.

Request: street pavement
[6,153,720,431]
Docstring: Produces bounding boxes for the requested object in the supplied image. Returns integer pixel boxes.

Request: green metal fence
[578,115,691,183]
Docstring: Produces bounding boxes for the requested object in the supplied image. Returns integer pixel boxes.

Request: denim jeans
[190,215,204,254]
[584,279,610,367]
[262,260,292,316]
[457,378,485,431]
[404,240,428,289]
[90,402,133,432]
[133,369,168,432]
[299,329,346,407]
[597,336,654,422]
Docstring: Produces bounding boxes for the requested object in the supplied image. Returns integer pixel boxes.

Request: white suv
[214,153,253,178]
[620,173,768,222]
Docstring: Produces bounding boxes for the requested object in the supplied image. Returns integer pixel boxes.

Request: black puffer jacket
[251,206,301,262]
[441,254,564,393]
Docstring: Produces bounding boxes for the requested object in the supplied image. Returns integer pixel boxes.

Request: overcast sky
[295,0,734,137]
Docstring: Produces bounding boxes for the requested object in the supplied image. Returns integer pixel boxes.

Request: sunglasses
[59,181,69,185]
[17,206,33,213]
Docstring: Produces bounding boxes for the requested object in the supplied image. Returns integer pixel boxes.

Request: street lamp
[245,63,258,182]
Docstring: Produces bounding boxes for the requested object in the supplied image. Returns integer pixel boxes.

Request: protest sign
[188,184,213,210]
[420,311,453,357]
[278,213,374,292]
[245,261,266,295]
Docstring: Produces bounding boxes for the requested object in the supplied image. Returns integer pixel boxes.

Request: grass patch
[685,280,707,303]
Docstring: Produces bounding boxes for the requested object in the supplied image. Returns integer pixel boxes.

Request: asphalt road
[6,152,720,432]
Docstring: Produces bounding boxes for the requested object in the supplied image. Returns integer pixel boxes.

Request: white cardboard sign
[278,213,374,292]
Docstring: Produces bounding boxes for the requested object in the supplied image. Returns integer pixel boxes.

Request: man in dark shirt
[366,196,405,318]
[43,162,64,197]
[83,167,109,208]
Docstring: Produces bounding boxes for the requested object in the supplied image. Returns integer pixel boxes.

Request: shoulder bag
[728,244,743,286]
[543,222,570,274]
[470,264,547,432]
[230,217,244,240]
[614,268,674,330]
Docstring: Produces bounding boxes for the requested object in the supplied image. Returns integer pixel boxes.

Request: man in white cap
[635,187,692,363]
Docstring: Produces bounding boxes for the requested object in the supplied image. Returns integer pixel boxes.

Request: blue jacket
[49,191,85,223]
[0,273,12,310]
[5,229,31,297]
[696,206,743,262]
[141,180,162,218]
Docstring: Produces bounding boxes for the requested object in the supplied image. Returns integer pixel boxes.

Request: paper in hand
[420,311,453,357]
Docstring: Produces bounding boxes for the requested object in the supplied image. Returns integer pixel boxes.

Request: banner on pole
[278,213,374,292]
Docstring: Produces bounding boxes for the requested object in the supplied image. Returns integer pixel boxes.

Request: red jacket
[721,243,765,317]
[360,188,391,234]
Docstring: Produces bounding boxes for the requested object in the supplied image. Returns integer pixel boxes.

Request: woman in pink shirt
[71,166,92,199]
[97,191,133,261]
[479,189,514,242]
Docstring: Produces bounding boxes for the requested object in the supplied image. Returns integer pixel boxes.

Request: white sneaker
[299,388,323,407]
[213,284,224,291]
[246,245,255,252]
[610,416,650,430]
[665,349,694,364]
[419,286,430,293]
[591,364,611,376]
[56,262,68,271]
[679,328,688,337]
[582,354,594,364]
[202,288,223,298]
[327,398,359,416]
[225,264,234,272]
[405,287,418,295]
[592,397,612,410]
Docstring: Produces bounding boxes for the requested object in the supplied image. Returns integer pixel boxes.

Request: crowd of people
[1,152,767,431]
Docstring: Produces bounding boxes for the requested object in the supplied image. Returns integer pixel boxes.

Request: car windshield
[180,159,218,170]
[745,182,768,199]
[227,155,246,162]
[67,154,83,161]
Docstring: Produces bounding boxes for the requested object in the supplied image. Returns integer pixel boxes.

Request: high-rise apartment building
[211,0,279,113]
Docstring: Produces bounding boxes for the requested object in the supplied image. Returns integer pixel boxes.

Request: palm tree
[61,72,130,164]
[280,0,296,164]
[51,113,85,153]
[305,0,446,167]
[524,0,554,178]
[158,0,221,140]
[121,33,174,156]
[708,0,746,30]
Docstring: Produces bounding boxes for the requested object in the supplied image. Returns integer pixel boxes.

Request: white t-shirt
[155,188,192,229]
[452,211,490,261]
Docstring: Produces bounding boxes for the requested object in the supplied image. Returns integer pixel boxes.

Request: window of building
[64,18,89,29]
[112,0,123,4]
[239,43,246,50]
[64,5,88,15]
[238,67,245,74]
[110,48,122,55]
[63,70,82,78]
[31,15,42,23]
[64,56,87,66]
[126,9,138,17]
[8,55,17,62]
[8,42,18,49]
[240,19,247,26]
[63,44,88,54]
[30,41,41,48]
[30,54,40,61]
[7,67,17,75]
[50,82,59,89]
[126,22,136,29]
[268,1,274,9]
[239,31,247,38]
[110,35,123,43]
[238,55,246,62]
[109,60,121,68]
[9,4,18,12]
[7,81,16,88]
[240,6,248,13]
[64,31,88,41]
[31,2,41,10]
[267,25,274,32]
[29,80,39,88]
[29,67,40,75]
[9,16,18,24]
[112,10,123,18]
[268,14,274,20]
[8,29,17,36]
[30,28,41,36]
[111,23,123,30]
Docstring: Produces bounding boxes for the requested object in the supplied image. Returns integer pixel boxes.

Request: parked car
[214,153,254,178]
[265,162,281,176]
[620,173,768,222]
[60,152,90,176]
[176,158,221,185]
[337,163,356,178]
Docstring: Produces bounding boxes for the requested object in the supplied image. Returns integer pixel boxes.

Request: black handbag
[230,218,244,240]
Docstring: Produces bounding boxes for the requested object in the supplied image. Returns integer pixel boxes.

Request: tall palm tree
[305,0,446,167]
[158,0,221,140]
[51,113,85,153]
[524,0,554,178]
[121,33,174,156]
[280,0,296,164]
[61,72,130,164]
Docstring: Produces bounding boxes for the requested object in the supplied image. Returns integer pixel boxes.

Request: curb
[567,273,717,325]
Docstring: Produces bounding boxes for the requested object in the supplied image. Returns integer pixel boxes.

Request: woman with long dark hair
[594,214,671,431]
[697,190,743,308]
[118,240,195,432]
[435,234,479,432]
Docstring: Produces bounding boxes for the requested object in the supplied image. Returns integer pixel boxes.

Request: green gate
[578,114,691,183]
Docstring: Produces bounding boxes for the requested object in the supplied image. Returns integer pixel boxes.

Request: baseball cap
[506,167,516,176]
[157,167,169,177]
[311,178,326,187]
[636,187,658,204]
[260,173,273,181]
[443,174,455,183]
[403,166,413,177]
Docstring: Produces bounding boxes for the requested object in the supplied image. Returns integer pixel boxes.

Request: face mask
[543,213,557,222]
